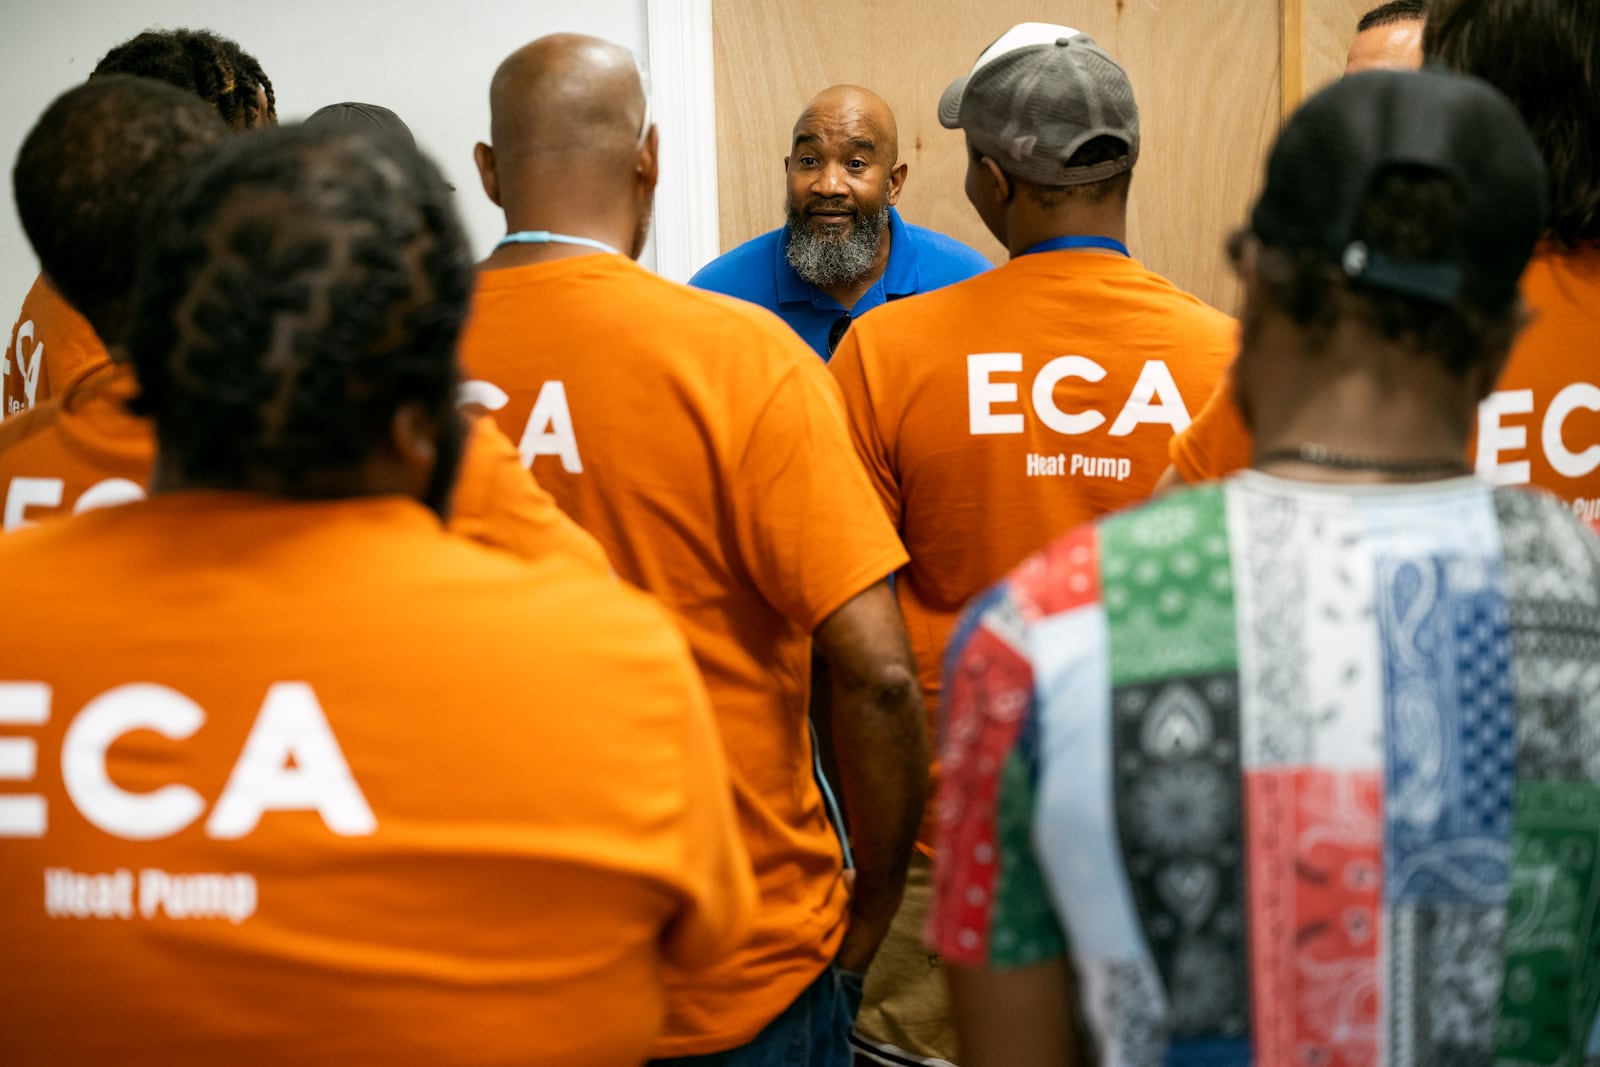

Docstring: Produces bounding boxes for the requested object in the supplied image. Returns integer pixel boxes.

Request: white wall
[0,0,709,318]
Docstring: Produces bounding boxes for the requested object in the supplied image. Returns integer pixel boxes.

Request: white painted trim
[645,0,720,283]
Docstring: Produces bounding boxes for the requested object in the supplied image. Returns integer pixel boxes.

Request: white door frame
[645,0,720,283]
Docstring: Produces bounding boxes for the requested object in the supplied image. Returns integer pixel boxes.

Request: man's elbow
[837,657,922,718]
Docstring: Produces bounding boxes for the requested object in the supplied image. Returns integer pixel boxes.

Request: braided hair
[126,126,473,506]
[93,28,277,130]
[12,75,227,344]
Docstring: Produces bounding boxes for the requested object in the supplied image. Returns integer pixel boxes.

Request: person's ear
[1232,240,1269,341]
[636,125,660,194]
[979,155,1010,207]
[1471,302,1531,402]
[390,400,439,471]
[473,142,501,208]
[887,160,908,205]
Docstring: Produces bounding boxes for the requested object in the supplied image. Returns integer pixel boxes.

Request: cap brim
[938,75,969,129]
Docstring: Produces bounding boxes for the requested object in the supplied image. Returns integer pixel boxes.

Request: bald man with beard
[459,35,929,1067]
[691,85,990,360]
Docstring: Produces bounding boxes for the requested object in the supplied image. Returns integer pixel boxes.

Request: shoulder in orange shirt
[1167,247,1600,532]
[0,492,751,1065]
[459,252,909,1057]
[0,360,608,569]
[0,361,147,529]
[830,250,1236,851]
[2,275,104,419]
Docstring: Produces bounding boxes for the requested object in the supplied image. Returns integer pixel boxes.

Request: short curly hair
[1358,0,1427,33]
[126,125,473,504]
[12,75,227,343]
[93,28,277,130]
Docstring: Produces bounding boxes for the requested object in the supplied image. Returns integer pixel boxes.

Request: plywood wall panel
[1299,0,1374,105]
[711,0,1282,313]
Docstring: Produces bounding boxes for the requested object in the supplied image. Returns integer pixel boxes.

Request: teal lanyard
[496,231,620,255]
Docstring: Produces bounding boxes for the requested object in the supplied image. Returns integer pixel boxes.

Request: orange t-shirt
[457,252,909,1057]
[2,275,104,419]
[0,492,754,1065]
[829,250,1236,850]
[0,360,609,570]
[1168,247,1600,531]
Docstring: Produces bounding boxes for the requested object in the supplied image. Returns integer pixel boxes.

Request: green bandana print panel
[1497,781,1600,1065]
[989,748,1069,969]
[1102,484,1251,1057]
[1100,485,1238,688]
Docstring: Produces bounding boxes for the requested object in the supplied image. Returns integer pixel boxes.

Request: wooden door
[710,0,1284,313]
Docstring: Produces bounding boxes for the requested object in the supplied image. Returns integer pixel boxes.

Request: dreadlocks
[92,28,277,130]
[126,126,472,511]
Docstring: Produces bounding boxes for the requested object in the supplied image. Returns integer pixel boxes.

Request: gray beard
[784,204,890,288]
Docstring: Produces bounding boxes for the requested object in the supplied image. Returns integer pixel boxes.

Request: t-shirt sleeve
[731,357,908,633]
[928,582,1069,970]
[660,635,759,969]
[828,327,902,526]
[1169,360,1254,484]
[446,414,612,574]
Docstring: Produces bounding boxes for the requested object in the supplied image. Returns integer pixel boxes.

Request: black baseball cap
[1249,67,1546,308]
[303,102,457,191]
[304,101,417,149]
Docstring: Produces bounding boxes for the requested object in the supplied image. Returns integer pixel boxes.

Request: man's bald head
[476,33,658,260]
[487,33,648,173]
[792,85,899,166]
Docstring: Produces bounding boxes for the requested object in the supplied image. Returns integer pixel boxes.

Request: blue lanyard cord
[809,719,854,870]
[1020,234,1131,258]
[495,231,620,256]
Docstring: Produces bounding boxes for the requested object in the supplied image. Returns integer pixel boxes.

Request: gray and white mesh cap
[939,22,1139,186]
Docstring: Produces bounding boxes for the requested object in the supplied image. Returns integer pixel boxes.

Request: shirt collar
[879,207,921,298]
[774,207,919,309]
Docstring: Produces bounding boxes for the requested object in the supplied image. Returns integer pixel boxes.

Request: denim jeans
[650,963,866,1067]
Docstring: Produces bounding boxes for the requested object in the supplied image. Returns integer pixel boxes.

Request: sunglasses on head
[827,314,852,355]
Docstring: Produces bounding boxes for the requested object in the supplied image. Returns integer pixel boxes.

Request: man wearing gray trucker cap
[829,22,1234,1067]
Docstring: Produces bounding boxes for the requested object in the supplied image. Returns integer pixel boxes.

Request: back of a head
[1424,0,1600,246]
[12,75,227,344]
[126,125,472,498]
[93,28,277,130]
[1358,0,1427,33]
[487,34,647,177]
[304,102,419,151]
[940,23,1139,204]
[1247,68,1546,376]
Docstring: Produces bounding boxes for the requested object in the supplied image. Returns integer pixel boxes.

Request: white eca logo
[0,681,375,841]
[966,354,1193,438]
[4,476,146,530]
[3,317,44,412]
[459,379,582,473]
[1476,385,1600,483]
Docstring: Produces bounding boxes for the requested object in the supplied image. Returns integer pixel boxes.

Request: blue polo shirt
[688,207,992,360]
